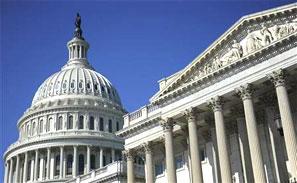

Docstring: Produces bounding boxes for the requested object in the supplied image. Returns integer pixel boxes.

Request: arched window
[78,154,84,175]
[90,154,96,170]
[99,118,104,131]
[116,121,120,131]
[89,116,94,130]
[39,120,43,133]
[67,155,73,175]
[32,122,36,135]
[68,115,73,129]
[57,116,63,131]
[79,115,84,129]
[108,120,112,133]
[46,118,52,132]
[55,155,60,176]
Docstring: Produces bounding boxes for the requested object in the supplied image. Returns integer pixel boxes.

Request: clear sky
[0,0,294,178]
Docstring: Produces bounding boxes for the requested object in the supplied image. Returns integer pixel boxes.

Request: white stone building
[3,14,144,183]
[3,3,297,183]
[117,3,297,183]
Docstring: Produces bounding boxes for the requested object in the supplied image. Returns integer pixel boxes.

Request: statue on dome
[74,13,83,39]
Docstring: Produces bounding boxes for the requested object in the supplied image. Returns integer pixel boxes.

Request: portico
[118,4,297,183]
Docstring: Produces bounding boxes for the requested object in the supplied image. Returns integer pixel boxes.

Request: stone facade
[118,3,297,183]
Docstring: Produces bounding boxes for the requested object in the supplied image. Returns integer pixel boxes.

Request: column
[268,69,297,180]
[236,84,266,183]
[46,148,51,180]
[99,148,104,168]
[86,146,91,173]
[8,158,13,183]
[39,155,45,181]
[185,108,204,183]
[142,142,154,183]
[60,146,64,179]
[4,161,9,183]
[23,152,28,183]
[208,96,232,183]
[15,155,20,183]
[34,149,39,181]
[160,118,177,183]
[73,146,78,177]
[125,149,135,183]
[237,117,254,183]
[30,158,34,182]
[111,149,115,163]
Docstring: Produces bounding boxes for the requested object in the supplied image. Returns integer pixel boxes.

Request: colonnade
[4,145,119,183]
[126,69,297,183]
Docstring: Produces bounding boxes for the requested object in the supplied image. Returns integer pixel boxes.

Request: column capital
[208,96,224,112]
[235,83,254,100]
[267,69,286,88]
[123,149,135,161]
[141,142,153,154]
[160,118,175,131]
[184,107,198,122]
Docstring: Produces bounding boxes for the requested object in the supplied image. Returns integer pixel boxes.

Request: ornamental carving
[207,96,224,112]
[184,107,198,122]
[187,21,296,84]
[159,118,175,131]
[141,142,153,154]
[235,84,254,100]
[122,149,135,161]
[267,69,286,87]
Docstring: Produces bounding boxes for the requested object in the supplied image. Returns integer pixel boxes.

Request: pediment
[150,3,297,104]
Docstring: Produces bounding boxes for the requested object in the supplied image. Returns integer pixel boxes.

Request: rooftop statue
[74,13,83,39]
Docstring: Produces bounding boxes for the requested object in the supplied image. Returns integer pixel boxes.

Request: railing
[123,104,160,127]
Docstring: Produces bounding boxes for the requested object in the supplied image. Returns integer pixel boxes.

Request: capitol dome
[4,14,126,183]
[32,64,122,107]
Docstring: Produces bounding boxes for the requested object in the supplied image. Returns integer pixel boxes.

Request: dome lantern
[63,13,91,70]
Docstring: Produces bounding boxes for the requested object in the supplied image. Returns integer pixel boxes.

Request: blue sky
[0,0,294,178]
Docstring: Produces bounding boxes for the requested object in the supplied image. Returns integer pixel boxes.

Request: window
[26,125,30,137]
[108,120,112,133]
[79,116,84,129]
[99,118,104,131]
[78,154,84,175]
[32,122,36,135]
[89,116,94,130]
[94,84,98,91]
[55,155,60,176]
[68,116,73,129]
[155,162,164,176]
[67,155,73,175]
[87,83,91,89]
[90,155,95,170]
[57,116,63,131]
[46,118,52,132]
[79,81,83,88]
[39,120,43,133]
[175,154,184,169]
[116,122,120,131]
